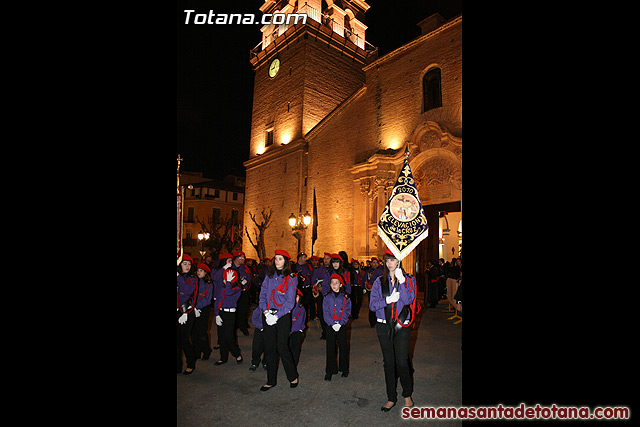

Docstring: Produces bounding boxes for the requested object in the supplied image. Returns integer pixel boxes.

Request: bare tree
[196,213,243,257]
[245,208,272,261]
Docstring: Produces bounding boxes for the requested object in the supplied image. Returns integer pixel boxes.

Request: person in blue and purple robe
[213,252,243,366]
[177,254,198,374]
[322,273,351,381]
[369,249,416,412]
[258,249,299,391]
[289,288,307,367]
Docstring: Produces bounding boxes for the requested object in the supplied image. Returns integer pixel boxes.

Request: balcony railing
[250,3,377,60]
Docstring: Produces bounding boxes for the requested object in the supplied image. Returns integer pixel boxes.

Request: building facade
[181,172,245,260]
[243,0,461,276]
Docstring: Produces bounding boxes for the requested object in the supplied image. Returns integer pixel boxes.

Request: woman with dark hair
[213,252,243,366]
[192,263,213,360]
[322,273,351,380]
[258,249,300,391]
[369,249,417,412]
[326,253,351,295]
[177,254,198,374]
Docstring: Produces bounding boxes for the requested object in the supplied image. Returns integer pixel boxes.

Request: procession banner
[177,184,184,265]
[377,156,428,261]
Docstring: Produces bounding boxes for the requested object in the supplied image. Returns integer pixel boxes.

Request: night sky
[176,0,462,179]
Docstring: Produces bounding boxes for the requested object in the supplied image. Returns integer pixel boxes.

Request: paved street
[177,293,461,426]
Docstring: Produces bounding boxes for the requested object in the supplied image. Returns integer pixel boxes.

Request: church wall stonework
[244,13,461,261]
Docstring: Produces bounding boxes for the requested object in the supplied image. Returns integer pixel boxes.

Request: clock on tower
[244,0,377,255]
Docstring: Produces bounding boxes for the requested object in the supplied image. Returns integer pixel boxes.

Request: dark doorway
[413,201,461,295]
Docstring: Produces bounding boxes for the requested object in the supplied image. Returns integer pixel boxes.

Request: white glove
[332,323,341,331]
[265,313,278,326]
[394,268,406,284]
[194,308,201,318]
[224,269,238,283]
[223,261,231,270]
[241,278,247,285]
[215,315,223,326]
[178,313,188,324]
[385,290,400,304]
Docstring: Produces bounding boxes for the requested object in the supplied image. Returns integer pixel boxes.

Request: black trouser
[236,290,250,332]
[325,325,348,375]
[375,322,413,403]
[262,312,298,386]
[301,287,312,325]
[177,311,196,371]
[289,330,304,366]
[251,328,264,366]
[427,280,440,306]
[351,285,363,318]
[219,310,241,362]
[368,293,377,327]
[317,293,327,335]
[191,304,212,358]
[309,291,318,319]
[249,284,260,305]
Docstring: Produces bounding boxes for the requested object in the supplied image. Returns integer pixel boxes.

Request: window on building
[214,189,220,198]
[232,192,238,201]
[423,68,442,112]
[265,129,274,147]
[187,207,194,223]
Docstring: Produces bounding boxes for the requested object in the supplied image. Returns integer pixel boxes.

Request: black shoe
[341,372,349,377]
[202,350,212,360]
[183,368,195,375]
[214,360,227,366]
[241,329,249,336]
[236,356,243,364]
[324,374,331,381]
[381,402,396,412]
[213,344,220,350]
[249,364,258,372]
[320,334,326,340]
[290,378,299,388]
[260,384,276,391]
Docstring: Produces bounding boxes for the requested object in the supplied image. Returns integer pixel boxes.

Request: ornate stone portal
[350,121,461,260]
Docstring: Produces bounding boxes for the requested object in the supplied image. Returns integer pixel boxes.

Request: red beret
[330,253,341,260]
[296,288,303,297]
[309,255,320,261]
[196,263,211,273]
[383,248,396,259]
[370,257,379,262]
[323,252,332,257]
[182,254,193,262]
[274,249,291,259]
[330,273,345,286]
[219,252,233,260]
[232,251,246,258]
[297,252,307,258]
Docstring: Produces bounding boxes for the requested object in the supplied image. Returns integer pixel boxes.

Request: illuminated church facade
[243,0,462,275]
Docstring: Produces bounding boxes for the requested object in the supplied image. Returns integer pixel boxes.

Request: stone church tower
[243,0,462,273]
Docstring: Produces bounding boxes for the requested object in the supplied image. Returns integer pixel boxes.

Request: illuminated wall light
[281,132,291,145]
[256,145,265,155]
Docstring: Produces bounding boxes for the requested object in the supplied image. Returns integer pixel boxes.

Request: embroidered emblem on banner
[377,153,428,261]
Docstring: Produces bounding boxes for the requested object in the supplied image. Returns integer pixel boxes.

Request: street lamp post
[197,230,210,259]
[288,210,312,254]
